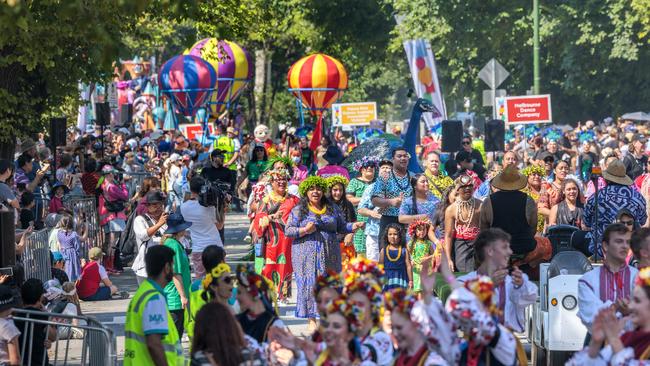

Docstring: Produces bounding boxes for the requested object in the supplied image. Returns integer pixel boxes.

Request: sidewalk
[78,213,309,363]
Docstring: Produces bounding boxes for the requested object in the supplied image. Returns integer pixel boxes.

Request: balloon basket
[288,87,345,127]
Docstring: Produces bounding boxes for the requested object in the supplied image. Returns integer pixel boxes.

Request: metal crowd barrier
[13,308,116,366]
[65,195,103,260]
[124,172,152,198]
[21,229,52,283]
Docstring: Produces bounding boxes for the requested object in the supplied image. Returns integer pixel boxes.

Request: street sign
[503,94,552,124]
[482,89,506,107]
[478,58,509,89]
[107,82,118,110]
[332,102,377,127]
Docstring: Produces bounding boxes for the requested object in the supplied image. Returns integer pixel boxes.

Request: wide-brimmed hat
[491,165,528,191]
[20,138,37,153]
[164,212,192,234]
[0,285,17,312]
[602,159,633,185]
[323,145,344,165]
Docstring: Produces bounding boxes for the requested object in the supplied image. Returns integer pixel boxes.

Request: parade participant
[161,212,192,337]
[253,169,299,301]
[631,228,650,269]
[328,175,356,267]
[480,165,539,259]
[346,157,378,257]
[315,136,332,169]
[313,296,365,365]
[407,219,437,293]
[190,302,266,366]
[584,159,647,258]
[372,147,413,241]
[457,228,538,333]
[624,134,647,180]
[457,135,486,179]
[286,176,364,330]
[379,223,412,290]
[503,150,519,169]
[98,164,128,273]
[199,263,236,311]
[289,149,308,188]
[312,270,344,342]
[543,159,570,206]
[423,151,454,199]
[521,164,550,234]
[398,174,439,242]
[578,223,639,332]
[317,145,349,179]
[124,245,183,366]
[357,160,392,261]
[549,178,584,227]
[585,153,618,198]
[444,174,481,272]
[567,267,650,365]
[235,265,285,343]
[243,145,268,192]
[132,191,168,284]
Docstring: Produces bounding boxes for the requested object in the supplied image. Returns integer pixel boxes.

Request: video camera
[198,180,232,210]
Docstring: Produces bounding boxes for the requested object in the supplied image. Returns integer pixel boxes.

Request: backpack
[118,210,138,265]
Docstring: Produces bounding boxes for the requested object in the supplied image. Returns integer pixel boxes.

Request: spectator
[584,159,647,258]
[14,154,47,193]
[124,245,182,366]
[55,153,73,182]
[624,134,647,180]
[14,279,57,366]
[545,140,563,162]
[631,228,650,269]
[48,181,70,215]
[77,247,127,301]
[181,177,224,278]
[47,214,64,253]
[132,191,168,284]
[162,213,192,337]
[18,191,35,230]
[216,126,241,210]
[298,136,314,170]
[165,153,182,210]
[0,159,19,211]
[80,159,99,196]
[43,280,85,339]
[0,285,20,366]
[549,178,584,228]
[131,176,161,215]
[289,149,308,188]
[50,252,69,286]
[98,164,128,273]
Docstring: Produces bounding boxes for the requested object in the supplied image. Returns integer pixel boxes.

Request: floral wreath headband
[383,287,417,315]
[326,174,349,189]
[202,263,232,290]
[326,295,363,333]
[464,275,500,317]
[348,257,385,280]
[265,156,294,172]
[268,168,290,181]
[522,164,546,177]
[455,174,473,188]
[315,270,343,297]
[298,176,328,197]
[353,156,379,172]
[408,218,431,238]
[636,267,650,288]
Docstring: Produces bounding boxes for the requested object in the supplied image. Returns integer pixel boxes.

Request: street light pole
[533,0,540,94]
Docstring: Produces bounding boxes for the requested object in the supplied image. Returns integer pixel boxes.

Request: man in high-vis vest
[124,245,183,366]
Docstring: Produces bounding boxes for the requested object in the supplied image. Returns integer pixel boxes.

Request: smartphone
[0,267,13,277]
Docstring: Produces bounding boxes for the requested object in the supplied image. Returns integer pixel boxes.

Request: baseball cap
[169,153,181,162]
[145,190,165,204]
[88,247,105,260]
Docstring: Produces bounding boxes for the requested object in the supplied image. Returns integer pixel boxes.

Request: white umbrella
[621,112,650,121]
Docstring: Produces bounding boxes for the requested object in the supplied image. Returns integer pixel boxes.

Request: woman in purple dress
[285,176,364,331]
[56,215,86,281]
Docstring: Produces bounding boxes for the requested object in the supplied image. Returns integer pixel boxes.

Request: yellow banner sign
[332,102,377,127]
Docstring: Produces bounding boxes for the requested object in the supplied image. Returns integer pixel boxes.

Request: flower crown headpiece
[635,267,650,288]
[265,156,294,172]
[522,164,546,177]
[327,295,363,332]
[298,176,328,197]
[268,168,290,181]
[314,270,343,296]
[236,264,277,310]
[326,175,349,189]
[202,263,232,290]
[408,218,431,238]
[344,270,384,324]
[464,275,501,317]
[383,287,417,315]
[353,156,379,172]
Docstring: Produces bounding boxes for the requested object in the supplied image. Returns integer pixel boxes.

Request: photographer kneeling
[181,176,224,278]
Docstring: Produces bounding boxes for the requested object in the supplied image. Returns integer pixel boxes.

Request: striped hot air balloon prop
[185,38,252,117]
[158,55,217,119]
[287,53,348,150]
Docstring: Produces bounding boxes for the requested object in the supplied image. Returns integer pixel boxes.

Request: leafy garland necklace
[268,191,287,203]
[386,245,402,262]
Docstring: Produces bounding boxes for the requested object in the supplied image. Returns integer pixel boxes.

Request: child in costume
[407,219,437,294]
[379,223,413,290]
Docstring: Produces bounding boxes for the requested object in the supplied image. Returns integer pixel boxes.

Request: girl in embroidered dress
[407,219,437,294]
[379,224,412,290]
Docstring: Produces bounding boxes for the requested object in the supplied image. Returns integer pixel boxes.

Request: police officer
[124,245,183,366]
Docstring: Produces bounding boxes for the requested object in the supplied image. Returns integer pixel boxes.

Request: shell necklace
[456,198,475,225]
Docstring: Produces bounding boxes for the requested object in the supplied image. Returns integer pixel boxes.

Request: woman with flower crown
[286,176,365,331]
[253,168,300,302]
[567,267,650,365]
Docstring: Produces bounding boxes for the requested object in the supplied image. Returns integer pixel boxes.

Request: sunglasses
[620,220,634,226]
[220,276,234,284]
[462,141,471,145]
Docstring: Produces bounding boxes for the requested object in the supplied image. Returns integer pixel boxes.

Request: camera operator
[180,176,224,278]
[200,149,236,197]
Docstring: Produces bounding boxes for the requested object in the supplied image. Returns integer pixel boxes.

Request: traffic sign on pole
[478,59,509,118]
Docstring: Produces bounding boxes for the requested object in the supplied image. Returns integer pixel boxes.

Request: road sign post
[478,59,510,119]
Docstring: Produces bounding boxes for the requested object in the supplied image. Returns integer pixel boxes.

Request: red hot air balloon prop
[287,54,348,151]
[158,55,217,127]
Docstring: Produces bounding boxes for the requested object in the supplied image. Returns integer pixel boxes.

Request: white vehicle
[528,250,593,365]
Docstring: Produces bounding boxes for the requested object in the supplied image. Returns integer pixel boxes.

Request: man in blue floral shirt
[371,147,413,246]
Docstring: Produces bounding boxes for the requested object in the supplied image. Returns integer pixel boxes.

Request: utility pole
[533,0,540,94]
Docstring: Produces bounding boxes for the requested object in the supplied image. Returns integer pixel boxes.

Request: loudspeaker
[0,211,16,267]
[119,104,133,126]
[485,119,505,152]
[95,102,110,126]
[49,117,67,147]
[441,120,462,152]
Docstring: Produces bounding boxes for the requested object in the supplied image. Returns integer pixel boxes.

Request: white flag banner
[403,39,447,129]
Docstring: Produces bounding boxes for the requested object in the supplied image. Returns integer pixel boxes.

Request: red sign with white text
[504,94,552,124]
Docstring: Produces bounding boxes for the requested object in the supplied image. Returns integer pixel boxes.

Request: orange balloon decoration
[287,53,348,115]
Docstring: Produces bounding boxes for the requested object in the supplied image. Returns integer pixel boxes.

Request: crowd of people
[1,114,650,364]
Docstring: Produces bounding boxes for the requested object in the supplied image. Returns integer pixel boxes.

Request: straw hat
[491,165,528,191]
[602,159,632,186]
